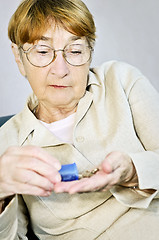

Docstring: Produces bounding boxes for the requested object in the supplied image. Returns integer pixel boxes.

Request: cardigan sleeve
[0,195,28,239]
[128,75,159,190]
[110,64,159,208]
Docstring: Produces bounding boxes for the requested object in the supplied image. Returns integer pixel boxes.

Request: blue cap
[59,163,79,181]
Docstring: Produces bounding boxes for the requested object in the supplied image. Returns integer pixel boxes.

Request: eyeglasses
[20,43,92,67]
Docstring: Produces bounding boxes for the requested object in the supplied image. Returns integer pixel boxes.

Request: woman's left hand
[54,151,138,194]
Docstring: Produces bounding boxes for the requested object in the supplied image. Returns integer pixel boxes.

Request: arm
[128,76,159,190]
[54,67,159,207]
[0,195,30,240]
[109,65,159,207]
[0,145,61,201]
[0,145,61,238]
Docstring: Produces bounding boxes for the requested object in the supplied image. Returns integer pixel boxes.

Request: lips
[49,85,68,88]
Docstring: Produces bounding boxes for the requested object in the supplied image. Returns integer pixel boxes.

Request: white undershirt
[40,113,76,144]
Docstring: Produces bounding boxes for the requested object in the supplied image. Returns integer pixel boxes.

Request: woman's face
[16,25,90,111]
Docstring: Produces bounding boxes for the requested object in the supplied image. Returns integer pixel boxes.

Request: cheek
[22,57,45,88]
[27,73,47,100]
[27,72,39,90]
[72,65,89,90]
[25,67,46,91]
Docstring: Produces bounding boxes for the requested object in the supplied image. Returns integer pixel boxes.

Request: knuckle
[6,146,17,153]
[46,168,55,179]
[23,145,41,157]
[29,158,39,169]
[23,173,32,184]
[27,145,40,155]
[43,179,53,190]
[0,156,13,181]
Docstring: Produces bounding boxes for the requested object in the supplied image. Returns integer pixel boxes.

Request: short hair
[8,0,96,48]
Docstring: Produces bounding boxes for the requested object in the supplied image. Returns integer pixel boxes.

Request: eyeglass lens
[26,44,91,67]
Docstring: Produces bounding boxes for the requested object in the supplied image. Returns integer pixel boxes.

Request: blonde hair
[8,0,96,48]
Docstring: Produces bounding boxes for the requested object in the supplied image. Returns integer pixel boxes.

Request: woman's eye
[71,50,82,54]
[36,49,49,54]
[37,50,48,54]
[66,44,84,55]
[66,49,82,55]
[35,46,51,55]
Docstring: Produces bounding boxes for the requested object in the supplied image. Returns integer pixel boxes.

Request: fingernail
[55,163,61,171]
[55,174,61,182]
[44,191,51,196]
[49,183,54,190]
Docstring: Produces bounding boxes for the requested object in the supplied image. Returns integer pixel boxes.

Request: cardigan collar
[19,69,99,147]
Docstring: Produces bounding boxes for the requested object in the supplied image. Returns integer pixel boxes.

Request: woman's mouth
[49,85,68,89]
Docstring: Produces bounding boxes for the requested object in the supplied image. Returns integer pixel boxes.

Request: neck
[34,104,77,123]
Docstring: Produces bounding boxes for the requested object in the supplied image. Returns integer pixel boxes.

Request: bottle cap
[59,163,79,181]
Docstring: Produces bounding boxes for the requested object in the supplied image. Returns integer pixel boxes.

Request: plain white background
[0,0,159,116]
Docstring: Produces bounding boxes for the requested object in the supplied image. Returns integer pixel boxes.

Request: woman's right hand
[0,146,61,199]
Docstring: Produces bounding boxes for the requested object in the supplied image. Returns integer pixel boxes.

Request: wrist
[120,161,139,188]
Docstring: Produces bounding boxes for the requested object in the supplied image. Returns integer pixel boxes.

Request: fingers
[54,170,112,194]
[5,146,61,184]
[17,184,52,197]
[1,181,52,197]
[0,146,135,197]
[101,151,134,183]
[1,168,54,197]
[7,146,61,170]
[13,168,54,191]
[15,155,61,184]
[0,146,62,198]
[54,151,135,194]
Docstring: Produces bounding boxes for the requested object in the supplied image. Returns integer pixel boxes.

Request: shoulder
[0,94,44,155]
[91,61,143,79]
[90,61,145,92]
[0,113,24,154]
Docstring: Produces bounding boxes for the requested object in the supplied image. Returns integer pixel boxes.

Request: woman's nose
[50,51,69,78]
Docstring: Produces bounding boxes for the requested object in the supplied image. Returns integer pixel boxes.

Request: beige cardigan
[0,61,159,240]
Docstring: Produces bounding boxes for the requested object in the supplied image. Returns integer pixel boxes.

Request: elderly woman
[0,0,159,239]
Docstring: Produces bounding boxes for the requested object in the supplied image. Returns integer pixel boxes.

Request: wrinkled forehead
[39,26,86,43]
[24,18,87,45]
[22,26,89,54]
[23,24,87,49]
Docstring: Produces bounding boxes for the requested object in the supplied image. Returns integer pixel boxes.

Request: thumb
[101,158,113,174]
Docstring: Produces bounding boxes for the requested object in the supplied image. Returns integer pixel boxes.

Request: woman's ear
[11,43,26,77]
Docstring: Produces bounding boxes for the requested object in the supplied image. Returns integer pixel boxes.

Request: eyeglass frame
[20,43,93,68]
